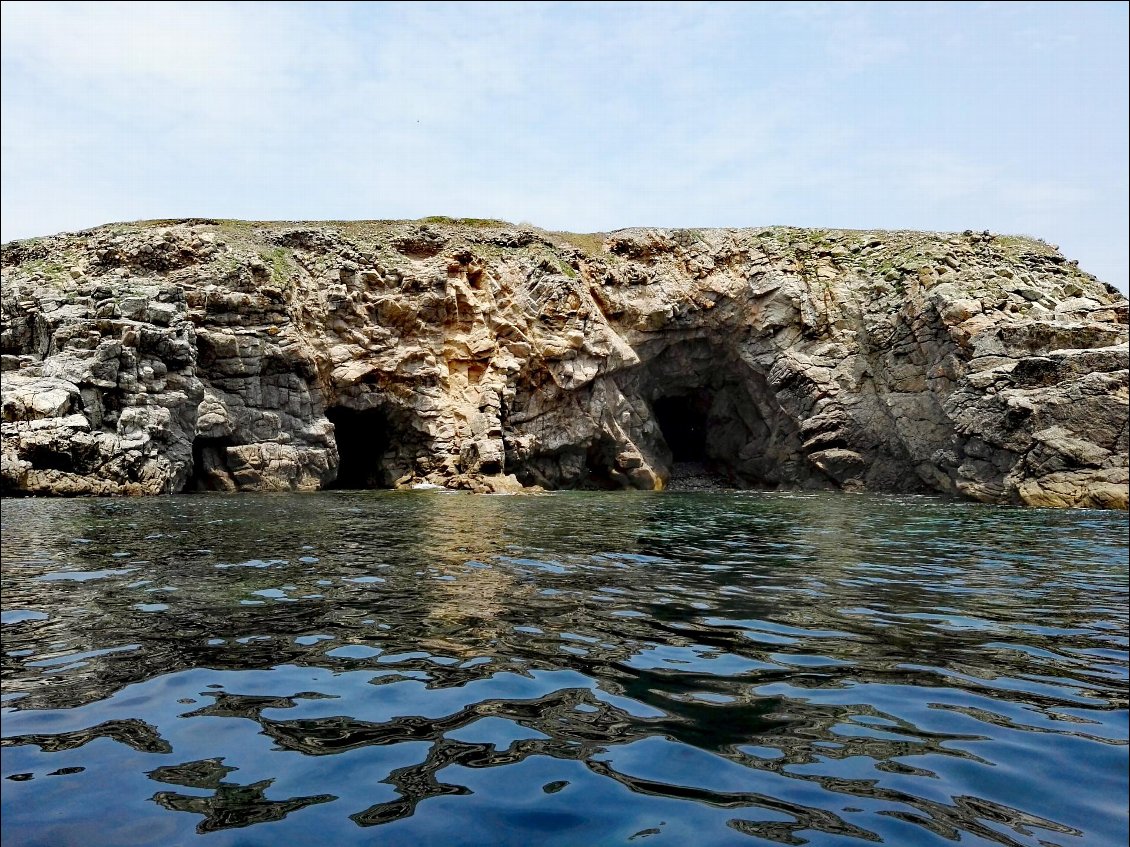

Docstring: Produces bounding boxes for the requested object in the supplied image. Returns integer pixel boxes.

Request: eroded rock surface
[2,218,1126,508]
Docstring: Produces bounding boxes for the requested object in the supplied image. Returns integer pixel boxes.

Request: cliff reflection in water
[1,491,1127,847]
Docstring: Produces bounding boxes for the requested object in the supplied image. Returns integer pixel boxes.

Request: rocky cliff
[1,218,1127,508]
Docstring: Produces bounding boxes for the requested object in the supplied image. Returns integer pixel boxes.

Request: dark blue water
[1,492,1127,847]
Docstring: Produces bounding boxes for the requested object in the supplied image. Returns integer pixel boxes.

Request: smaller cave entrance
[581,439,627,490]
[326,406,393,489]
[188,436,235,491]
[25,444,76,473]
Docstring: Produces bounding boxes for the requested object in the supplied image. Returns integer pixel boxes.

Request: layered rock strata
[2,218,1127,508]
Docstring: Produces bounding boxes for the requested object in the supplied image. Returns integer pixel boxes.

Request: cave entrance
[652,389,733,489]
[188,436,235,491]
[326,406,393,489]
[653,391,710,463]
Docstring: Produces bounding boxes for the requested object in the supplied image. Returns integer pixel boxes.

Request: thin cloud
[1,1,1126,292]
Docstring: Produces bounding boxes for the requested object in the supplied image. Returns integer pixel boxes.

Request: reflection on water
[1,491,1127,847]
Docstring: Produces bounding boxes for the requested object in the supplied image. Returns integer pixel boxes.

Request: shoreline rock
[2,218,1126,509]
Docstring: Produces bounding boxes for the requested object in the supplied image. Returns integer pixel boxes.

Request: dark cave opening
[326,406,393,489]
[25,444,76,473]
[189,436,235,491]
[654,391,711,463]
[582,439,626,490]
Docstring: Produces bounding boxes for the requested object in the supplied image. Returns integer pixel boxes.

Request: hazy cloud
[2,1,1126,291]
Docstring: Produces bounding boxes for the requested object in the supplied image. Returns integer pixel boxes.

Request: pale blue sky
[2,1,1127,291]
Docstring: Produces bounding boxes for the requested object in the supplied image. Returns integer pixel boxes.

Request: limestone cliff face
[1,218,1127,507]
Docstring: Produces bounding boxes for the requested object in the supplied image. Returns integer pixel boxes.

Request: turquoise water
[1,491,1127,846]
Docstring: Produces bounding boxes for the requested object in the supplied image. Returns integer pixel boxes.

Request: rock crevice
[2,219,1126,508]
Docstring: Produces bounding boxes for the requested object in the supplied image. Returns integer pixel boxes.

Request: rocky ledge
[1,218,1127,508]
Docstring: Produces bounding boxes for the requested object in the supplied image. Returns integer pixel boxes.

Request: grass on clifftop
[3,218,1062,272]
[419,216,509,228]
[550,231,607,255]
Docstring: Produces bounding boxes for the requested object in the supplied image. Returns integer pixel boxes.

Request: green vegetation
[16,257,70,281]
[138,218,217,228]
[217,219,253,232]
[219,255,245,277]
[671,228,705,246]
[551,231,606,256]
[259,247,294,284]
[990,234,1053,257]
[797,228,828,245]
[419,216,508,228]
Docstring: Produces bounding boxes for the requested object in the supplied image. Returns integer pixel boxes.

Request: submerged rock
[1,219,1126,508]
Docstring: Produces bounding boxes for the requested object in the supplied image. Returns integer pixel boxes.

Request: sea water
[1,491,1127,846]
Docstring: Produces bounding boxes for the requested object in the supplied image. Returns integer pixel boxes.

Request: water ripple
[1,491,1126,846]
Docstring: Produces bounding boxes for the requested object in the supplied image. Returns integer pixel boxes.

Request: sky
[1,1,1127,292]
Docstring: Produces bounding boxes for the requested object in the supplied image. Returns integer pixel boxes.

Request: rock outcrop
[2,218,1127,508]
